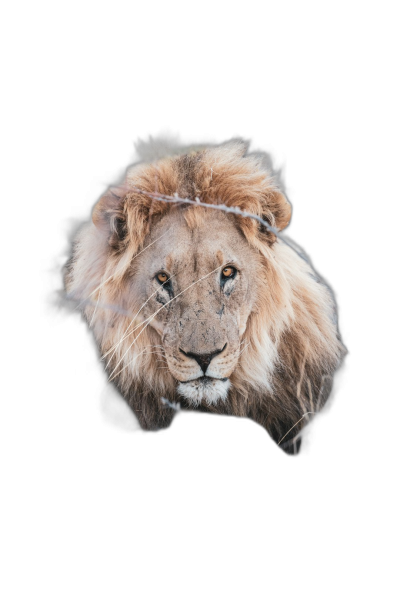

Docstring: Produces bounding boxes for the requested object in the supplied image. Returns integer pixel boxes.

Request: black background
[31,60,375,520]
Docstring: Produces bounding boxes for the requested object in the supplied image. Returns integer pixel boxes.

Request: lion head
[65,139,345,454]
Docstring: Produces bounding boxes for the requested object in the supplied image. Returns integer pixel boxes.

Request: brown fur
[65,140,345,454]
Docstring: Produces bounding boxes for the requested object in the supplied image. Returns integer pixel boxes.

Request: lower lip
[196,376,228,383]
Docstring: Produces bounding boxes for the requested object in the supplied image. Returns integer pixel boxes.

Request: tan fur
[65,140,345,453]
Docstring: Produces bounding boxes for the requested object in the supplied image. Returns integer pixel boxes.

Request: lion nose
[180,344,226,374]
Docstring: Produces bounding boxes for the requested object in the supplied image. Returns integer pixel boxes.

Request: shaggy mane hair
[65,139,345,454]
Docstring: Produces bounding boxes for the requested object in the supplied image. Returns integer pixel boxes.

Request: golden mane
[65,140,345,454]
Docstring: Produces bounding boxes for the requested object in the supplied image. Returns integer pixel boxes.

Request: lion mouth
[192,376,228,383]
[178,375,228,384]
[177,376,231,407]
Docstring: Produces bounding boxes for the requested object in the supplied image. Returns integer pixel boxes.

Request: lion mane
[65,139,345,454]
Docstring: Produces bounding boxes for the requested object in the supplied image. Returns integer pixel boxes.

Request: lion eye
[222,267,235,278]
[157,272,168,284]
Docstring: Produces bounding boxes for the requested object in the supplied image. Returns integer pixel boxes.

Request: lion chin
[177,377,231,407]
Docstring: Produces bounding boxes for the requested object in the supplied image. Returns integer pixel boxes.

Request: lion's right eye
[222,267,235,278]
[221,266,237,283]
[156,272,169,284]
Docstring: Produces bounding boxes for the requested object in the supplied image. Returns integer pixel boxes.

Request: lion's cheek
[237,304,250,338]
[238,320,246,337]
[238,310,251,337]
[149,318,165,336]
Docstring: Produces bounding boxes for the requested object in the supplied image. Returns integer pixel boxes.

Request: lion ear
[92,188,128,250]
[263,189,292,233]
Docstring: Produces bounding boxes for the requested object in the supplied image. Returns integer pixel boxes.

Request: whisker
[65,294,134,318]
[278,412,315,445]
[108,347,162,381]
[296,340,309,400]
[101,268,185,364]
[307,378,314,413]
[316,375,328,412]
[295,341,311,415]
[89,276,106,327]
[80,230,169,307]
[108,265,221,380]
[102,290,162,365]
[237,342,251,358]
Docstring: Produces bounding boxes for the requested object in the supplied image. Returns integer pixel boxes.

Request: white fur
[178,378,231,407]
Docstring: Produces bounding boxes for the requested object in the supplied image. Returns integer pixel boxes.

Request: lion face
[135,208,261,406]
[66,139,345,453]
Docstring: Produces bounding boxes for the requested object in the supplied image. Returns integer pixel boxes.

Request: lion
[65,138,345,454]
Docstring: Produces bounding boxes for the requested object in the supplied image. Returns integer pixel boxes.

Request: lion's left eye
[221,266,237,281]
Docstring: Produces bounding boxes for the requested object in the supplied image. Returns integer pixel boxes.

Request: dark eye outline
[155,271,173,293]
[220,265,237,284]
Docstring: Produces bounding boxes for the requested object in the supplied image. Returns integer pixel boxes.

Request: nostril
[193,353,214,373]
[180,344,227,374]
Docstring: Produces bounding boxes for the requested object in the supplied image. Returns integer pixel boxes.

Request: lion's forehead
[141,209,256,274]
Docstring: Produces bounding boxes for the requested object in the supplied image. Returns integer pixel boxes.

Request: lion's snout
[180,343,227,376]
[163,308,240,388]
